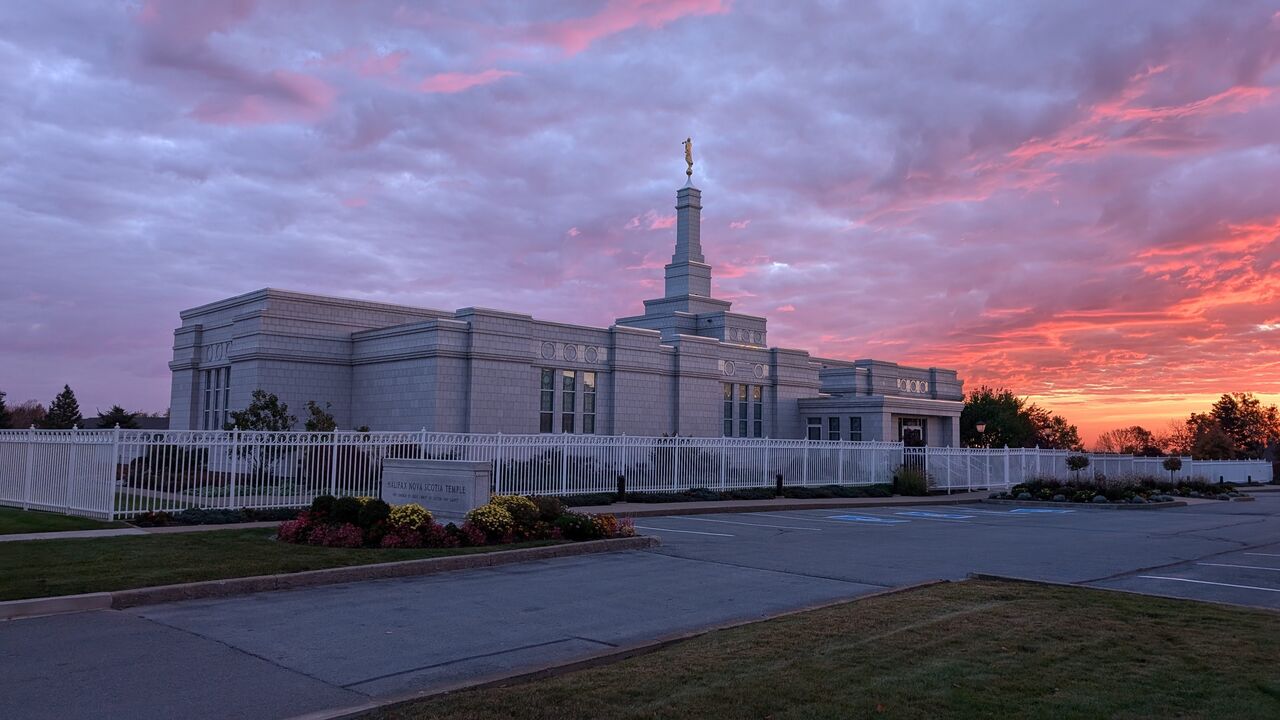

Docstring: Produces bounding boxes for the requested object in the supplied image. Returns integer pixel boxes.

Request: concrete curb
[0,536,660,620]
[283,578,953,720]
[980,498,1188,510]
[580,494,988,518]
[0,592,113,621]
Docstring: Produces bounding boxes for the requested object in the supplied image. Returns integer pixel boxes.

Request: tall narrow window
[848,416,863,442]
[221,368,231,428]
[751,385,763,437]
[738,384,749,437]
[202,370,212,430]
[561,370,576,433]
[539,368,554,433]
[582,372,597,434]
[828,416,841,441]
[723,384,734,436]
[806,417,822,441]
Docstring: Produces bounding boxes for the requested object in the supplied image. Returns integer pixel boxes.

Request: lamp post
[975,421,987,449]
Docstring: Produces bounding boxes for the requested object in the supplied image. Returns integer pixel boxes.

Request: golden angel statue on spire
[683,137,693,178]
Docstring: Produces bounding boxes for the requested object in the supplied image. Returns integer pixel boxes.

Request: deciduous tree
[1094,425,1162,456]
[227,390,296,431]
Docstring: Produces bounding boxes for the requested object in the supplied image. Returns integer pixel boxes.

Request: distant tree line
[0,385,167,430]
[1094,393,1280,460]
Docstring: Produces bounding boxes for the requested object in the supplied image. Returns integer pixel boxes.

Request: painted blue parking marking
[894,511,975,520]
[1008,508,1075,514]
[829,514,910,524]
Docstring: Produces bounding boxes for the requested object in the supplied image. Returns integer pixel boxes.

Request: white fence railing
[0,429,1272,520]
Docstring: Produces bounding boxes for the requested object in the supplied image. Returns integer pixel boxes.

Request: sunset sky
[3,1,1279,444]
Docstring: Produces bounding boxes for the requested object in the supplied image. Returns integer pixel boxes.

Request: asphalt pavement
[2,493,1277,720]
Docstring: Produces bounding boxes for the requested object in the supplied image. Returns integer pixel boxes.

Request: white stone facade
[170,181,964,445]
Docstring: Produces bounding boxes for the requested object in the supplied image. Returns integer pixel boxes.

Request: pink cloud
[529,0,730,56]
[729,219,751,229]
[190,70,336,125]
[419,68,518,93]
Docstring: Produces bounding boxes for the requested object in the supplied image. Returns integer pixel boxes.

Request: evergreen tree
[96,405,139,429]
[0,390,11,429]
[40,385,83,429]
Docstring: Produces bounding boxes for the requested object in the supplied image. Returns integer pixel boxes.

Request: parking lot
[3,492,1276,720]
[639,493,1280,609]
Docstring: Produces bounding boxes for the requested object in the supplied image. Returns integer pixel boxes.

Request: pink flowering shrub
[307,522,363,548]
[277,516,311,544]
[457,522,488,546]
[420,523,458,548]
[379,527,424,549]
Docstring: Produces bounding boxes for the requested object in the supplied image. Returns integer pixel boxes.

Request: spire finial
[682,137,693,179]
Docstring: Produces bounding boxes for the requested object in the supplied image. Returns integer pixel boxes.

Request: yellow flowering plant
[388,503,433,530]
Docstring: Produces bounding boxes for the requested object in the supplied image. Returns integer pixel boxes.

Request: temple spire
[663,146,711,297]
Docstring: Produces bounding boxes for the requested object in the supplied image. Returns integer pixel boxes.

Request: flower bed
[276,494,635,549]
[990,476,1246,505]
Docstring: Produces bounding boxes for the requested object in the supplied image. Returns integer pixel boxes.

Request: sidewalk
[0,520,282,543]
[574,490,990,517]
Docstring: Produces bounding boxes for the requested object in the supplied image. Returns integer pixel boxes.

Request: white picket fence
[0,429,1272,520]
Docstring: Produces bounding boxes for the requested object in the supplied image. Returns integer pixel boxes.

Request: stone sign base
[381,459,492,522]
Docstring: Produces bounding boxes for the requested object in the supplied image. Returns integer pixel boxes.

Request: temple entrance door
[899,418,927,447]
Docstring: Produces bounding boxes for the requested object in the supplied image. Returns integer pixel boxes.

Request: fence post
[673,437,681,491]
[1003,445,1010,489]
[719,437,727,491]
[65,425,78,514]
[107,425,121,521]
[495,432,504,495]
[837,442,844,486]
[230,429,241,506]
[22,426,35,511]
[946,448,952,494]
[802,439,809,486]
[560,432,569,495]
[763,440,771,488]
[324,431,337,497]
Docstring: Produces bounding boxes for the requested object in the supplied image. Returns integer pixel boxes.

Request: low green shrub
[309,494,337,516]
[555,512,603,541]
[331,496,363,525]
[559,493,618,507]
[893,467,929,496]
[529,495,566,522]
[726,487,778,500]
[357,498,391,530]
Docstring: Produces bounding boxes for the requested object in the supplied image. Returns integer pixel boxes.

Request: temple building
[169,172,964,445]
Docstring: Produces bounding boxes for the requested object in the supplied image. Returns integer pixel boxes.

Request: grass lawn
[375,580,1280,720]
[0,529,562,601]
[0,506,129,535]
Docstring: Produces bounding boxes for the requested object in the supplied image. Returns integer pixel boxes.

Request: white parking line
[1244,552,1280,558]
[669,516,822,531]
[634,525,734,537]
[1197,562,1280,572]
[1137,576,1280,593]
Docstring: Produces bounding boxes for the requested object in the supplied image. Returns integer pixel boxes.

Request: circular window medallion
[753,363,766,379]
[540,342,556,360]
[584,346,599,363]
[564,344,578,361]
[723,360,736,376]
